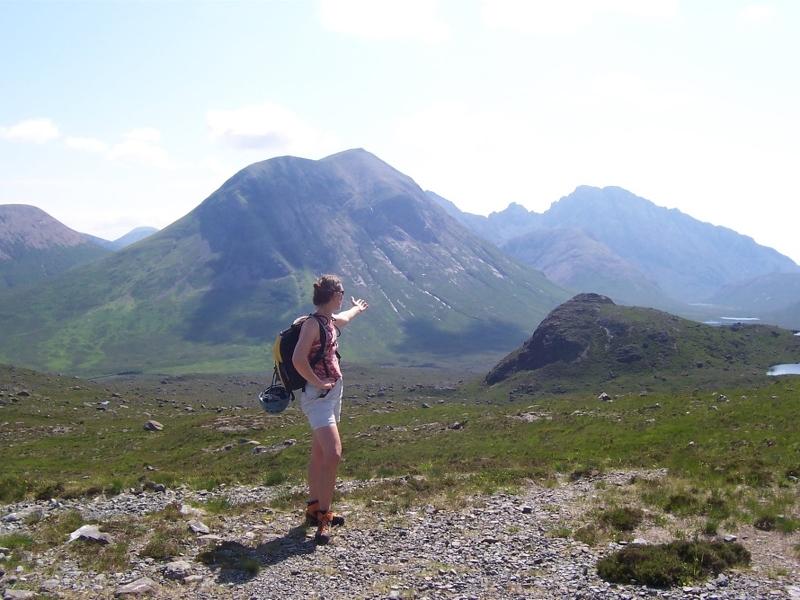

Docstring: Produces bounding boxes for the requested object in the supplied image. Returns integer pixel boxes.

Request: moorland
[1,360,799,594]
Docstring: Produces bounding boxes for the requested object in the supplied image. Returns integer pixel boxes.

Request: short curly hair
[313,274,343,306]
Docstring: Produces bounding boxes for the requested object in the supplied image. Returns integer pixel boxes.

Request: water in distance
[767,364,800,376]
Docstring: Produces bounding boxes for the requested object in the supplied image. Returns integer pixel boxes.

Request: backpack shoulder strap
[309,313,328,369]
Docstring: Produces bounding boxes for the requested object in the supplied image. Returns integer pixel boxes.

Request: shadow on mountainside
[392,316,529,356]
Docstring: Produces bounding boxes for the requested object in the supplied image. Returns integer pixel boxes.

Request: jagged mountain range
[430,186,800,327]
[0,148,797,376]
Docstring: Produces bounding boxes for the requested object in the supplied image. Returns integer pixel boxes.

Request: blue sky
[2,0,799,264]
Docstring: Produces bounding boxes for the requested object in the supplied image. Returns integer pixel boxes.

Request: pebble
[1,471,797,599]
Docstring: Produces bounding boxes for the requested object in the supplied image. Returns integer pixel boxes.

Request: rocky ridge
[2,471,799,600]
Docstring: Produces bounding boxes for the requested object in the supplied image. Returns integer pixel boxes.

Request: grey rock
[188,520,210,534]
[0,514,20,523]
[38,579,60,592]
[163,559,192,580]
[67,525,112,544]
[252,439,296,454]
[113,577,160,597]
[4,590,36,600]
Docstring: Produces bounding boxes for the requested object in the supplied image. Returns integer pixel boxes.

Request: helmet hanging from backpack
[258,371,292,414]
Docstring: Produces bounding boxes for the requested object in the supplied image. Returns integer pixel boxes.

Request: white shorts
[300,378,343,430]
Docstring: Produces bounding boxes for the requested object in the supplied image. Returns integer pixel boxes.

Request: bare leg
[308,424,342,512]
[308,436,323,503]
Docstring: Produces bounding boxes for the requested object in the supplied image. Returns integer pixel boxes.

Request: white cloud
[108,128,179,169]
[65,136,109,153]
[108,140,171,169]
[123,127,162,143]
[206,102,340,157]
[481,0,677,34]
[738,4,777,24]
[319,0,451,42]
[0,118,60,144]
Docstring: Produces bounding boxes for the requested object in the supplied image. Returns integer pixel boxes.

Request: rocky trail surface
[2,471,799,600]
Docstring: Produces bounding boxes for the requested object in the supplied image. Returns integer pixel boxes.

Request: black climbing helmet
[258,383,293,414]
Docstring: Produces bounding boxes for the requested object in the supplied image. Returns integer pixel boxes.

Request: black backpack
[271,314,330,394]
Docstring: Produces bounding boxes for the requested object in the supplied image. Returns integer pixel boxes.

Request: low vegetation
[597,540,752,587]
[1,362,799,587]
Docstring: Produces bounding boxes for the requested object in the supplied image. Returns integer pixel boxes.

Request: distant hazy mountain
[431,186,799,318]
[0,204,109,290]
[85,226,159,251]
[705,273,800,330]
[427,192,541,244]
[762,299,800,331]
[500,227,674,310]
[540,186,798,301]
[0,149,569,376]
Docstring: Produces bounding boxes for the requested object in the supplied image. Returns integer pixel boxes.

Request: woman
[292,274,369,544]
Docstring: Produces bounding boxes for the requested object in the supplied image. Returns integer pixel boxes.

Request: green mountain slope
[0,149,570,376]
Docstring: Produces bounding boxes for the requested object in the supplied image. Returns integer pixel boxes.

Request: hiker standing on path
[293,274,369,545]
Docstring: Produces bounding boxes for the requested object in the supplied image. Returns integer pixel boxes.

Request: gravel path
[2,471,799,599]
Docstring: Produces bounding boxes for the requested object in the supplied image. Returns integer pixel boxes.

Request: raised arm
[334,296,369,327]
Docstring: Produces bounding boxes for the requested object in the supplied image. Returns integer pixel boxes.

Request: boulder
[67,525,112,544]
[163,559,192,580]
[113,577,160,597]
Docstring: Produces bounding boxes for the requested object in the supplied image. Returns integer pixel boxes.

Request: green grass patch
[0,532,35,550]
[36,510,86,546]
[68,539,130,572]
[599,507,644,532]
[597,540,751,587]
[139,526,185,560]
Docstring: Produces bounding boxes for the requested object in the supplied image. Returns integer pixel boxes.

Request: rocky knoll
[487,294,616,384]
[2,471,798,599]
[485,293,800,394]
